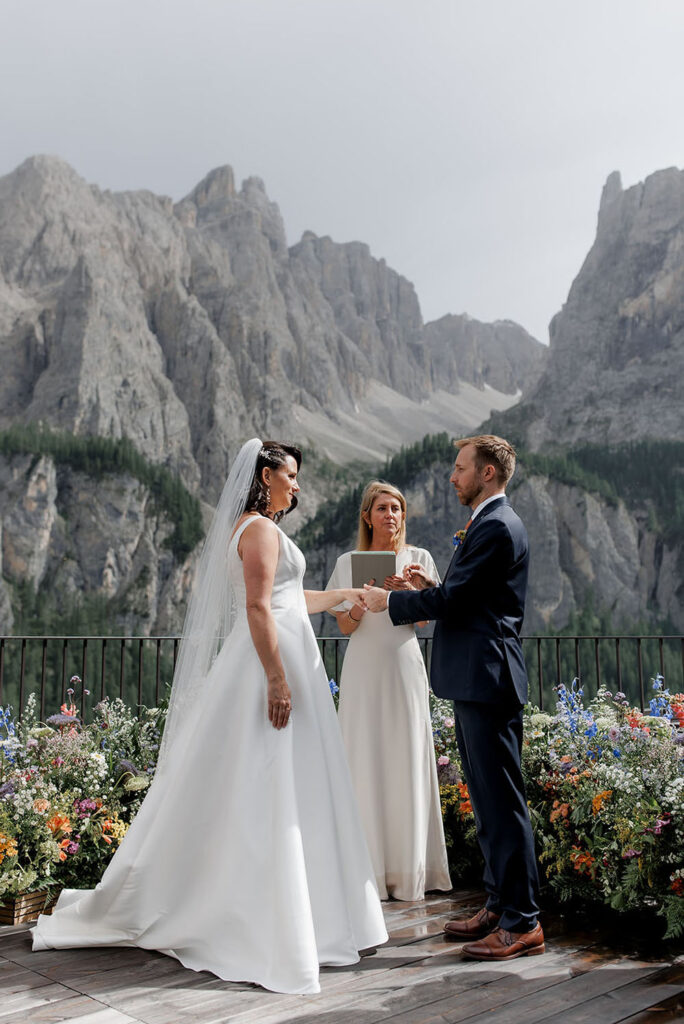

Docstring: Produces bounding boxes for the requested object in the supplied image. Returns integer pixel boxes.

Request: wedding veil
[156,437,263,773]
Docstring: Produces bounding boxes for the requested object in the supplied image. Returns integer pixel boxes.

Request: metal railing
[1,633,683,719]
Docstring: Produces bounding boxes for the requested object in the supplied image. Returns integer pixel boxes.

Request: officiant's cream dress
[33,520,387,995]
[327,547,452,900]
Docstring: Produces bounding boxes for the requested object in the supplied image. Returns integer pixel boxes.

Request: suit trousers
[453,698,539,932]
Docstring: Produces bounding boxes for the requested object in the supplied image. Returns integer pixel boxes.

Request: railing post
[40,638,48,720]
[61,639,68,703]
[137,639,143,711]
[637,638,645,711]
[594,638,601,690]
[81,639,88,720]
[155,639,161,705]
[19,638,26,715]
[615,637,622,694]
[536,637,543,709]
[0,636,4,703]
[100,639,107,701]
[119,639,126,700]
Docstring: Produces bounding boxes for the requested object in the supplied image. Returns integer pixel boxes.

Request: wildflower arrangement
[432,675,684,938]
[0,679,166,900]
[431,699,481,882]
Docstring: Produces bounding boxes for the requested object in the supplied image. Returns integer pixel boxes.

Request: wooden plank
[424,959,669,1024]
[535,963,684,1024]
[0,993,140,1024]
[225,939,605,1024]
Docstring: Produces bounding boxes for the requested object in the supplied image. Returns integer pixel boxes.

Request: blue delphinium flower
[329,678,339,696]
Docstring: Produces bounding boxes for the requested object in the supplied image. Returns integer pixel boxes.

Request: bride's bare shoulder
[233,514,279,557]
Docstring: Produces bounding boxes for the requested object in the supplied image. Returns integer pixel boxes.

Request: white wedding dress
[33,518,387,995]
[327,547,452,901]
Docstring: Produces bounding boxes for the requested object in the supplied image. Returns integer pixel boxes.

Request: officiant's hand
[363,584,389,612]
[384,574,412,591]
[403,564,435,590]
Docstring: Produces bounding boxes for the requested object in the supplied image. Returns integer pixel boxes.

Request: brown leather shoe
[462,923,545,960]
[443,906,501,940]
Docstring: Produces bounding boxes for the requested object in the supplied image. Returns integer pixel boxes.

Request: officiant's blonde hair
[357,481,407,551]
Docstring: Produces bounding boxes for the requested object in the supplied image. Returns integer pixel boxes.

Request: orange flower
[100,818,114,845]
[570,846,596,875]
[58,838,71,862]
[33,798,49,813]
[592,790,612,815]
[550,800,570,823]
[46,814,72,836]
[671,878,684,896]
[456,781,472,815]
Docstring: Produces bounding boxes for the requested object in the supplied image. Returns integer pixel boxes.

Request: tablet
[350,551,397,589]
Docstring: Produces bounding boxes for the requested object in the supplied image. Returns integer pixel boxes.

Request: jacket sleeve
[388,518,511,625]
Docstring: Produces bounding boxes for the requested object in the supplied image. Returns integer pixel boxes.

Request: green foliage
[0,424,203,559]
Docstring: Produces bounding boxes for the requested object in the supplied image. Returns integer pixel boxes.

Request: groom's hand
[403,564,435,590]
[363,584,389,612]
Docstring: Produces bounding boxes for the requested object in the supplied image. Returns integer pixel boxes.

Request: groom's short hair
[453,434,516,485]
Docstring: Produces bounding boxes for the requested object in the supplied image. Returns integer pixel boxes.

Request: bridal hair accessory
[453,518,473,548]
[156,438,263,773]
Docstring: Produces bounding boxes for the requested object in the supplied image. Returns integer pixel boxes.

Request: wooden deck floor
[1,890,683,1024]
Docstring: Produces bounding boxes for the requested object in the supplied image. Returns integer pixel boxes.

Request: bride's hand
[342,588,368,610]
[268,676,292,729]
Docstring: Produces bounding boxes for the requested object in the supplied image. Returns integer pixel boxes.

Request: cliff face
[424,314,546,396]
[498,168,684,449]
[0,156,540,503]
[0,452,198,635]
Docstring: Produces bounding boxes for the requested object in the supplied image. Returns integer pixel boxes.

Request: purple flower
[26,737,39,748]
[73,798,98,818]
[66,840,80,855]
[0,781,15,799]
[608,726,620,742]
[115,759,137,778]
[46,713,80,727]
[622,849,642,859]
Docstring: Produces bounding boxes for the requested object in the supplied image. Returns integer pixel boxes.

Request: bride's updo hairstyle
[244,441,302,523]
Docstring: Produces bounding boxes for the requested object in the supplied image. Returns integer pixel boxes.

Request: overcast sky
[2,0,683,342]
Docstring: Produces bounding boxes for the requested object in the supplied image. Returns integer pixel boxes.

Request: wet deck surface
[1,890,683,1023]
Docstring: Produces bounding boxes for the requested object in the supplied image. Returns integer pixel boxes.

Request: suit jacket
[388,496,529,705]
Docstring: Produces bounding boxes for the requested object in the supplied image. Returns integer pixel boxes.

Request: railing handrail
[2,633,683,641]
[1,633,683,717]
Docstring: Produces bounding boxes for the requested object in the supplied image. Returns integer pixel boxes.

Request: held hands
[362,574,411,613]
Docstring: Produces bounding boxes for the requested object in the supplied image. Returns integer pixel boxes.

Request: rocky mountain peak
[492,165,684,450]
[186,164,236,206]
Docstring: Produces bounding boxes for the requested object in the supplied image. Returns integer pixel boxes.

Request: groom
[363,434,543,960]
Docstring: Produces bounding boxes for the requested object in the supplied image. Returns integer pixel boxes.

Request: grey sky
[2,0,683,342]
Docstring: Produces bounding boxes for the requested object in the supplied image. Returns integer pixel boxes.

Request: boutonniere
[452,518,473,549]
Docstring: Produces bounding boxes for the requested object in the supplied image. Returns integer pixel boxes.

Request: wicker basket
[0,887,61,926]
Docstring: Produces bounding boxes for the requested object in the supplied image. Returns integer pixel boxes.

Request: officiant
[325,481,452,901]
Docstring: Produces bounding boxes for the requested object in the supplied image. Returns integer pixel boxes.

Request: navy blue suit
[389,496,539,931]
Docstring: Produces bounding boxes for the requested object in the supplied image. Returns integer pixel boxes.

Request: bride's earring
[266,484,272,511]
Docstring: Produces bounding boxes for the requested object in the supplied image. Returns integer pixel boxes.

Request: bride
[32,439,387,995]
